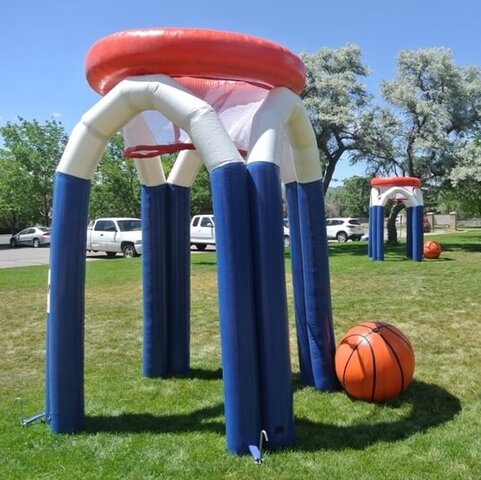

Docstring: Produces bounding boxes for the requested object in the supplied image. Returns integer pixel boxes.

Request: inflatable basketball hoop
[47,28,338,457]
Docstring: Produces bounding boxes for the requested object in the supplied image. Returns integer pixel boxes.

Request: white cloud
[51,112,62,119]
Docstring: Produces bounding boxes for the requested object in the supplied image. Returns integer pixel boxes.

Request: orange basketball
[335,322,415,402]
[424,240,442,259]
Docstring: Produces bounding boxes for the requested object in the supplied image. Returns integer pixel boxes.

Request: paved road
[0,234,215,269]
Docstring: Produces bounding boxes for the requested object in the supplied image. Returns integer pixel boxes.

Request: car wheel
[33,238,40,248]
[122,243,136,258]
[10,238,17,248]
[336,231,348,243]
[284,236,290,247]
[196,244,207,251]
[106,251,117,258]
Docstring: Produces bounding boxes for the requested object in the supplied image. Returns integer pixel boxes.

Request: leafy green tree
[448,141,481,216]
[0,155,36,232]
[152,154,212,216]
[190,165,212,215]
[301,44,373,192]
[352,48,481,243]
[336,176,371,217]
[89,140,213,220]
[0,117,67,227]
[89,134,141,218]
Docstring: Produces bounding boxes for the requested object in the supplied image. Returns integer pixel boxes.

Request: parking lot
[0,235,216,269]
[0,235,108,269]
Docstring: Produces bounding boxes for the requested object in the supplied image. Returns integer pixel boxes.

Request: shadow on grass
[85,378,460,453]
[168,367,222,380]
[295,379,461,451]
[85,404,225,435]
[435,242,481,253]
[284,242,370,260]
[327,242,370,257]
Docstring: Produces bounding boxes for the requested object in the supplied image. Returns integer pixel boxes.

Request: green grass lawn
[1,230,480,479]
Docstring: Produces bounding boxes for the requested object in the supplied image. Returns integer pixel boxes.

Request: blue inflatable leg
[412,205,424,261]
[210,162,261,454]
[406,207,413,259]
[47,172,90,433]
[368,207,373,258]
[375,206,384,261]
[247,162,294,450]
[286,182,314,386]
[141,184,169,377]
[297,180,338,391]
[166,184,191,375]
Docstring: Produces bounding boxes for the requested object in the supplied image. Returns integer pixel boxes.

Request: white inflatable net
[123,77,269,158]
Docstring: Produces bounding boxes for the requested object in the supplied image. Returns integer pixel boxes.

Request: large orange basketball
[335,322,415,402]
[424,240,442,259]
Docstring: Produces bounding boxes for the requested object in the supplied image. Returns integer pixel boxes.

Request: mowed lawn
[1,230,480,479]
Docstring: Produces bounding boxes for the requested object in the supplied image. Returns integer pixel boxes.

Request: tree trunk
[386,202,405,246]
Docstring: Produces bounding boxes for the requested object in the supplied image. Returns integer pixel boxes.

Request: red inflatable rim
[85,28,306,95]
[370,177,421,188]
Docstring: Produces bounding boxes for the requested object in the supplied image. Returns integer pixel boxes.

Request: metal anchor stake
[14,398,45,427]
[248,429,269,464]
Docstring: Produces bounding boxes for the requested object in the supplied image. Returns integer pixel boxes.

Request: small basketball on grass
[424,240,442,259]
[335,322,415,402]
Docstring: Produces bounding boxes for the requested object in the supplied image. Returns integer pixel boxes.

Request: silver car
[10,226,51,248]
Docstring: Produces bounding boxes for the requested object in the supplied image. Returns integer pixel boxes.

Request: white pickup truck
[190,214,291,250]
[87,217,142,258]
[190,214,215,251]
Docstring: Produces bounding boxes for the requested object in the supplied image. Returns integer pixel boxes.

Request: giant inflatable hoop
[85,28,306,95]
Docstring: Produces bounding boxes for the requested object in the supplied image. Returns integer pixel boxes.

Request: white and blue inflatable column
[165,151,203,375]
[374,205,385,261]
[368,205,375,259]
[285,181,314,386]
[46,172,90,432]
[166,183,191,374]
[406,206,413,259]
[141,182,169,377]
[369,187,385,261]
[249,87,338,393]
[247,160,294,449]
[411,204,424,261]
[210,161,261,454]
[296,179,338,390]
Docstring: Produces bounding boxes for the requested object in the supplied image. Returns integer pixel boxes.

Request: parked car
[190,214,215,250]
[326,218,364,242]
[10,226,51,248]
[87,218,142,258]
[283,218,290,246]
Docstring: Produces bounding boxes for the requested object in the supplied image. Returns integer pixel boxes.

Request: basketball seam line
[383,325,413,350]
[379,331,405,394]
[341,339,360,389]
[366,334,376,402]
[341,332,376,401]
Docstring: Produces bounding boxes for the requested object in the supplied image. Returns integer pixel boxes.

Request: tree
[301,44,372,192]
[0,117,68,227]
[352,48,481,243]
[0,155,36,232]
[89,134,141,219]
[190,165,212,215]
[335,176,371,218]
[448,141,481,216]
[89,139,213,219]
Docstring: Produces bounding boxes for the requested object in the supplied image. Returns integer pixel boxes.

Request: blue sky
[1,0,480,183]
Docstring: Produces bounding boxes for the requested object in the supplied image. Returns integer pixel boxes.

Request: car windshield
[117,220,141,232]
[39,227,50,232]
[348,219,361,225]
